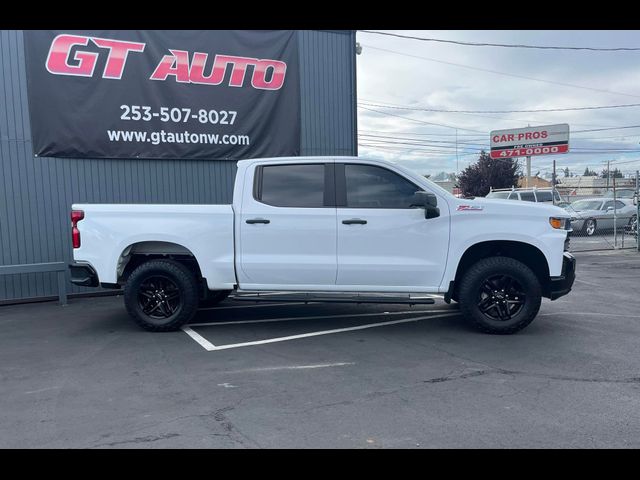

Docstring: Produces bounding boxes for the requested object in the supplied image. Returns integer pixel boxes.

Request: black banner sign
[23,30,300,160]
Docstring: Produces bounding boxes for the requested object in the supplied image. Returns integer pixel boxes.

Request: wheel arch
[449,240,551,302]
[116,241,206,288]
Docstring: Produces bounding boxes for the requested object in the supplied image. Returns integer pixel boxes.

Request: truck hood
[453,197,570,218]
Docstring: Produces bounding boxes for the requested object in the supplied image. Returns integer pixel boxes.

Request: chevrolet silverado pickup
[69,156,576,334]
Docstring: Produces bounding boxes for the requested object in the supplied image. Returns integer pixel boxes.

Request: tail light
[71,210,84,248]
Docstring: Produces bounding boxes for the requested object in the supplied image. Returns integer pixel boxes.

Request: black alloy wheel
[477,274,526,322]
[124,259,200,331]
[137,275,182,319]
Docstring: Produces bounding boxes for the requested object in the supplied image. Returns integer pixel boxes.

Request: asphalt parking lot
[1,249,640,448]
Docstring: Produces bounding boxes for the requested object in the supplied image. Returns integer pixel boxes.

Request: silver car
[564,198,637,236]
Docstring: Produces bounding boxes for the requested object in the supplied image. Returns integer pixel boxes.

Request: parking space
[1,249,640,448]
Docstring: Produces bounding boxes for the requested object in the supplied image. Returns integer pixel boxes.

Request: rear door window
[256,164,328,208]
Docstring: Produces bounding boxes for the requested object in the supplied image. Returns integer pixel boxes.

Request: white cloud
[356,30,640,178]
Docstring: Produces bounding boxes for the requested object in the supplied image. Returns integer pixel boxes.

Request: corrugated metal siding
[0,29,356,301]
[299,30,357,156]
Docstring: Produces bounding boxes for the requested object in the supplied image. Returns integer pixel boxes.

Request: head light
[550,217,571,230]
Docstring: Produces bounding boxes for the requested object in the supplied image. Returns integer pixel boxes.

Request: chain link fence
[554,174,639,252]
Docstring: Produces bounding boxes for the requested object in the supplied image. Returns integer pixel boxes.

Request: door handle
[246,218,270,224]
[342,218,367,225]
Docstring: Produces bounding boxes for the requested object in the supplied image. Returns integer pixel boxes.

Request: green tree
[601,168,623,178]
[457,150,520,197]
[563,167,570,178]
[583,167,597,176]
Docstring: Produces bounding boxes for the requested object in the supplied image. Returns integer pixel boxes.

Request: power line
[361,45,640,100]
[359,101,618,129]
[360,129,486,138]
[359,30,640,52]
[358,105,486,133]
[359,99,640,114]
[359,133,488,147]
[573,125,640,133]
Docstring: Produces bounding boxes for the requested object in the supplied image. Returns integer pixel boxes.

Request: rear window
[536,191,553,202]
[519,191,536,202]
[486,192,511,199]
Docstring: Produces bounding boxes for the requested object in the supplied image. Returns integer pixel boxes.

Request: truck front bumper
[548,252,576,300]
[69,263,99,287]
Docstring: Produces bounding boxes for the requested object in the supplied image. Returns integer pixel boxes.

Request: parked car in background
[485,187,562,204]
[564,198,637,236]
[603,188,636,199]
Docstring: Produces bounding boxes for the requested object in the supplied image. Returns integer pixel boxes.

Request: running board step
[231,293,436,305]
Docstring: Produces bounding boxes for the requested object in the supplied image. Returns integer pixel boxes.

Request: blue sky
[356,30,640,178]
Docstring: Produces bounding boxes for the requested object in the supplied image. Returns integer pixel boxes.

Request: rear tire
[124,259,199,332]
[458,257,542,334]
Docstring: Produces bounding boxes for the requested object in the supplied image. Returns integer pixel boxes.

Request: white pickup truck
[69,156,575,334]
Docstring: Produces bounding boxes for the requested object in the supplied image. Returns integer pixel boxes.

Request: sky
[356,30,640,179]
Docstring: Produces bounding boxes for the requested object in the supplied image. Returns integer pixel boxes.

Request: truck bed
[72,204,236,289]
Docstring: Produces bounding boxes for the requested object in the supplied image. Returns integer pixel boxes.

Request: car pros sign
[23,30,301,160]
[490,124,570,159]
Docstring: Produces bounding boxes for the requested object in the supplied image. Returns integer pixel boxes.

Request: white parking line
[574,278,601,287]
[189,308,455,327]
[182,312,460,352]
[181,326,217,350]
[218,362,355,374]
[539,311,640,318]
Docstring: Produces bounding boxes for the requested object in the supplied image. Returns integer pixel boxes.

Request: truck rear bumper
[548,252,576,300]
[69,263,99,287]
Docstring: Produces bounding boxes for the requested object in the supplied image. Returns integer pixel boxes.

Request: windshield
[569,200,603,211]
[486,192,511,199]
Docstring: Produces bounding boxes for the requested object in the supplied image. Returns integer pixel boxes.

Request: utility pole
[552,160,557,205]
[525,124,531,188]
[606,160,610,191]
[613,174,618,248]
[455,128,459,174]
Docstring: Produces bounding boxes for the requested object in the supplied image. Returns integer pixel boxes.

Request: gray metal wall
[0,30,357,302]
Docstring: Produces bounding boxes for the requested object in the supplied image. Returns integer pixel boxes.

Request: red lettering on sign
[150,50,191,83]
[46,34,145,79]
[189,53,225,85]
[91,37,145,79]
[45,34,288,90]
[252,59,287,90]
[46,34,98,77]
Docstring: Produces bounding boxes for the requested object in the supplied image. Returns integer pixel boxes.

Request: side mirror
[412,191,440,219]
[607,206,615,212]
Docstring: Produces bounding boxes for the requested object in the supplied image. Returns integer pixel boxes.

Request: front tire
[124,259,200,332]
[458,257,542,334]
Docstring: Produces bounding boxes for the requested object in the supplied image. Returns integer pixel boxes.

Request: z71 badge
[457,205,484,211]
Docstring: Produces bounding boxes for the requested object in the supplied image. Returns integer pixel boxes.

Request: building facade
[0,30,358,302]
